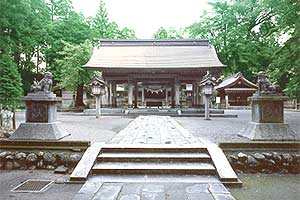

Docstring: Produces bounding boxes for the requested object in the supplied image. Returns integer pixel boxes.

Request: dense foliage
[0,0,299,112]
[0,54,23,109]
[187,0,300,98]
[0,0,136,109]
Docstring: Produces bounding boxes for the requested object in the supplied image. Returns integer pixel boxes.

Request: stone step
[92,162,216,175]
[86,174,220,183]
[100,144,207,153]
[97,152,211,162]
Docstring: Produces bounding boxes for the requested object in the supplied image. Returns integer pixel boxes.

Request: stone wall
[0,150,82,172]
[227,152,300,174]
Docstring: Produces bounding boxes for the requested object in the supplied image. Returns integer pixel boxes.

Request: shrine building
[215,72,257,108]
[84,39,224,108]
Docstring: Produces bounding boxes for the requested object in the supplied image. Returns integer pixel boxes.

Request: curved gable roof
[84,39,224,70]
[215,72,257,90]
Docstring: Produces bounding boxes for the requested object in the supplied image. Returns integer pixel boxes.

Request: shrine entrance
[84,39,224,108]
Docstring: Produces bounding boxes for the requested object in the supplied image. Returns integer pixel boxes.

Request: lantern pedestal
[239,95,299,140]
[10,92,69,140]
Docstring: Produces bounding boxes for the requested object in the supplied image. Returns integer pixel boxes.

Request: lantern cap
[88,75,107,87]
[200,71,217,86]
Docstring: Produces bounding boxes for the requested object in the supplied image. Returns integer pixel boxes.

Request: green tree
[45,1,91,80]
[153,27,184,39]
[0,54,23,128]
[0,0,51,92]
[188,0,283,81]
[91,0,136,42]
[266,0,300,99]
[55,41,93,107]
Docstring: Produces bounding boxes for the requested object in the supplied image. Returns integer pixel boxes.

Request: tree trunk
[75,84,85,108]
[12,108,16,130]
[0,105,2,128]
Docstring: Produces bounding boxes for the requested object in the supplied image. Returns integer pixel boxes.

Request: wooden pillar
[165,87,168,106]
[195,82,199,107]
[112,81,116,108]
[128,80,133,108]
[171,85,175,108]
[192,82,197,107]
[108,82,112,107]
[134,81,138,108]
[174,80,180,108]
[141,85,145,107]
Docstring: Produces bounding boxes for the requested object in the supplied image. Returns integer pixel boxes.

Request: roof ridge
[98,39,210,47]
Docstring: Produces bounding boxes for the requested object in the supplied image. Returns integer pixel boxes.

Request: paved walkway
[73,116,236,199]
[74,182,235,200]
[110,116,203,145]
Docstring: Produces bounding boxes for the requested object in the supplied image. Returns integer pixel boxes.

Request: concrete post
[204,95,211,120]
[128,82,133,107]
[95,95,101,118]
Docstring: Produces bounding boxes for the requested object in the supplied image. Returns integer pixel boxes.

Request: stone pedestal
[10,92,69,140]
[239,95,299,140]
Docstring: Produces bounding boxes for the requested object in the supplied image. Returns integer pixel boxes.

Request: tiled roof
[84,40,224,69]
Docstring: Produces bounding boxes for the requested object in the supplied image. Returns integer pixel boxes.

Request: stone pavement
[72,116,237,199]
[110,116,203,145]
[73,182,235,200]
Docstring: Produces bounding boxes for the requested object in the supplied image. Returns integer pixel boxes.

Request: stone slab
[207,144,238,183]
[72,193,95,200]
[70,143,103,181]
[238,122,299,141]
[78,180,103,194]
[10,122,69,140]
[212,193,236,200]
[92,183,122,200]
[208,183,230,194]
[187,193,214,200]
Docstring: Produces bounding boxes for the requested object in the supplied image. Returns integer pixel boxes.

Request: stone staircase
[70,144,241,187]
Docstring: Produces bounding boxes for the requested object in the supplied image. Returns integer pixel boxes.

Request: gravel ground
[175,110,300,144]
[15,112,134,144]
[14,110,300,144]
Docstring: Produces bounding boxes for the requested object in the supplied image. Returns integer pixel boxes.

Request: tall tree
[55,41,93,107]
[153,27,184,39]
[91,0,136,43]
[45,0,91,81]
[189,0,279,80]
[0,54,23,128]
[0,0,51,92]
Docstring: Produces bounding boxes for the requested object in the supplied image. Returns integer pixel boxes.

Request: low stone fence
[0,140,89,173]
[0,150,83,172]
[227,152,300,174]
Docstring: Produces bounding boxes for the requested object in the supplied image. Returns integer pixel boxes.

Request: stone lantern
[10,72,69,140]
[89,76,106,118]
[239,71,299,140]
[200,71,216,120]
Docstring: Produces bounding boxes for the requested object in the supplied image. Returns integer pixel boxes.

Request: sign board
[216,97,221,104]
[186,84,193,91]
[203,87,213,95]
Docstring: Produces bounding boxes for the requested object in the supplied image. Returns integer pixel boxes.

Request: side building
[215,72,257,108]
[83,39,224,108]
